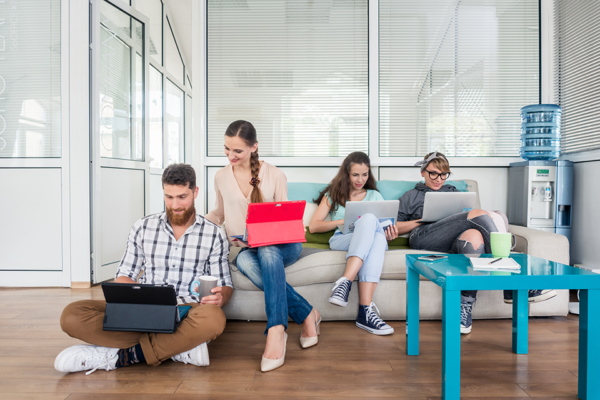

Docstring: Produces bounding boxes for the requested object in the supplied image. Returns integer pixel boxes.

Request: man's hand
[200,286,233,308]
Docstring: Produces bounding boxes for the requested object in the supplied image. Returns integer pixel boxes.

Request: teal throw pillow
[288,182,328,204]
[376,180,469,200]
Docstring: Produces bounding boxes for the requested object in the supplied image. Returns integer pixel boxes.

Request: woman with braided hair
[206,120,320,373]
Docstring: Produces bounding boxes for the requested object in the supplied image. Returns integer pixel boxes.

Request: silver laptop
[338,200,400,234]
[421,192,477,223]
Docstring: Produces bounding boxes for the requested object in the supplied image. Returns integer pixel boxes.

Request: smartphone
[418,255,448,262]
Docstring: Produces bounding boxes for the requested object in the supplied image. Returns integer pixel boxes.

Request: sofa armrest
[508,224,569,265]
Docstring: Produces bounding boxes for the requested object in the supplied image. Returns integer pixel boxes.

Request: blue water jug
[519,104,561,161]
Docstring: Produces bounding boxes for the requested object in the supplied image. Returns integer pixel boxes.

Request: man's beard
[166,205,196,226]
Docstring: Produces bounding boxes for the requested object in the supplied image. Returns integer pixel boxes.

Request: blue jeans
[236,242,313,335]
[328,213,388,283]
[409,211,500,302]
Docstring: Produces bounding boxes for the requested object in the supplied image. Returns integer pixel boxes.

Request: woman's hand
[309,196,342,233]
[384,224,399,241]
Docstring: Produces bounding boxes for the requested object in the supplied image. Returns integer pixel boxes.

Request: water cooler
[507,160,573,242]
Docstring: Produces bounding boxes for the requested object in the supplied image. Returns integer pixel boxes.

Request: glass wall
[149,66,163,168]
[135,0,162,66]
[99,0,144,160]
[379,0,539,157]
[134,0,190,169]
[0,0,61,158]
[166,79,184,166]
[206,0,539,160]
[207,0,369,157]
[165,16,185,85]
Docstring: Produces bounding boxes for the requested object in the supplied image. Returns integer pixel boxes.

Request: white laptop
[338,200,400,234]
[420,192,477,223]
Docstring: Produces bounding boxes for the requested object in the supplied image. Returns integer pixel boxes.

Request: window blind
[207,0,368,157]
[379,0,539,157]
[554,1,600,154]
[0,0,61,158]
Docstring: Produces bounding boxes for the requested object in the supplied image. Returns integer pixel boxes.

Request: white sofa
[222,179,570,321]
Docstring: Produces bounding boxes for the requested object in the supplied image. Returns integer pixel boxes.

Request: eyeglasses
[424,170,451,180]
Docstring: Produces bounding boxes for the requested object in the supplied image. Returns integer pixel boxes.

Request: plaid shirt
[115,212,232,304]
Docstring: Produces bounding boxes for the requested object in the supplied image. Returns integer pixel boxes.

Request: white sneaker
[54,344,119,375]
[171,342,209,367]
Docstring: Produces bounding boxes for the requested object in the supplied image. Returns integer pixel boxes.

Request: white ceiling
[163,0,192,80]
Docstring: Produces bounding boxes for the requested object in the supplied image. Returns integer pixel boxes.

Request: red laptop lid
[246,201,306,247]
[246,201,306,223]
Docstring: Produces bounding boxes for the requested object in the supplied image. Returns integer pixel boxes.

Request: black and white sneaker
[460,300,474,335]
[504,289,557,304]
[356,302,394,335]
[329,277,352,307]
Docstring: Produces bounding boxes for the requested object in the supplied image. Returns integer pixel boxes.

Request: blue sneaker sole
[355,321,394,336]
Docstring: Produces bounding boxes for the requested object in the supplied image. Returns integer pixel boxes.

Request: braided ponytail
[249,149,263,204]
[225,120,264,204]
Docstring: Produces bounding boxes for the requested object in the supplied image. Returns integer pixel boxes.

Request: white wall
[0,169,63,271]
[148,173,165,215]
[571,161,600,268]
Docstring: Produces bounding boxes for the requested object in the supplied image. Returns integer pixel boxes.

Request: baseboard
[71,281,91,289]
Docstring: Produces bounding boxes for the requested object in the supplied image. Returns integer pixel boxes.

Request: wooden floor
[0,286,582,399]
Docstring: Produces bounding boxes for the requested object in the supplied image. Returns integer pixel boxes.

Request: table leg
[512,289,528,354]
[406,266,420,356]
[442,289,460,400]
[578,289,600,400]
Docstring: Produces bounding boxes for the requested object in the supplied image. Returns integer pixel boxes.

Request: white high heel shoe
[260,333,287,372]
[299,309,321,349]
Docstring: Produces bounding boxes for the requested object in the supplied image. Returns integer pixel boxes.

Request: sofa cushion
[388,235,409,248]
[303,227,409,250]
[305,226,335,244]
[288,182,327,203]
[376,180,470,200]
[230,248,436,291]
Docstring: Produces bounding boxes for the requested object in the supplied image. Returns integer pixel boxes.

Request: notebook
[469,257,521,272]
[231,200,307,247]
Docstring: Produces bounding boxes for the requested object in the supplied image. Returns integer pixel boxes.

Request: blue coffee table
[405,253,600,400]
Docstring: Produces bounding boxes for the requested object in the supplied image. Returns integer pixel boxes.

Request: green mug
[490,232,516,258]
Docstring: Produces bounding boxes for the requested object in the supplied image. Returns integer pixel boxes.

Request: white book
[469,257,521,270]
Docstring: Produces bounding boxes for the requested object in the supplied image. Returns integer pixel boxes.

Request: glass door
[91,0,150,283]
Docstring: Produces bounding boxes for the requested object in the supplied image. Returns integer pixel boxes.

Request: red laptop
[231,201,307,247]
